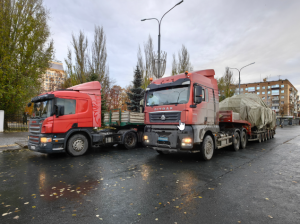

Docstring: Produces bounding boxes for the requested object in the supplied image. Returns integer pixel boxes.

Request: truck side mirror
[194,86,203,104]
[55,105,64,118]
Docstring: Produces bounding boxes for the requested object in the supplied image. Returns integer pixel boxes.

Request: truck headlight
[182,138,192,146]
[40,137,52,143]
[143,135,148,140]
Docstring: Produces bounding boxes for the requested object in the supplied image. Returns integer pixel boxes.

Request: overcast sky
[44,0,300,91]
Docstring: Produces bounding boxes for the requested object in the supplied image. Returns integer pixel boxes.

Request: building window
[281,101,284,104]
[241,88,243,91]
[262,86,265,89]
[281,96,284,98]
[272,84,279,88]
[281,85,284,88]
[268,86,270,89]
[262,92,265,94]
[257,86,260,90]
[281,90,284,93]
[262,97,265,100]
[272,90,279,95]
[248,87,255,92]
[245,88,248,90]
[257,92,260,95]
[268,96,270,99]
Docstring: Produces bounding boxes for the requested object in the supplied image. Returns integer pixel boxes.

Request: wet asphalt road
[1,127,300,224]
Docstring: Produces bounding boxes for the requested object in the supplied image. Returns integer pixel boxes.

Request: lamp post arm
[160,0,183,24]
[240,62,255,71]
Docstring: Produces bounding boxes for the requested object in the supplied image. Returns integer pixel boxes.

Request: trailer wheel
[240,131,247,149]
[123,132,137,149]
[67,134,89,156]
[232,131,240,151]
[200,135,214,161]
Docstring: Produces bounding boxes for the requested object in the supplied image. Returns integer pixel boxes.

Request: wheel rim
[242,133,246,146]
[73,139,84,152]
[234,135,240,148]
[205,141,213,159]
[125,133,134,146]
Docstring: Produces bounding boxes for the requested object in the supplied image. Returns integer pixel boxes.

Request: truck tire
[123,132,137,150]
[262,133,265,142]
[200,135,214,161]
[267,131,270,140]
[258,134,261,143]
[240,131,247,149]
[232,131,240,151]
[67,134,89,156]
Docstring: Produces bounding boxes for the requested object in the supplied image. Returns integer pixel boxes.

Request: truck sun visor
[147,78,190,90]
[31,94,55,102]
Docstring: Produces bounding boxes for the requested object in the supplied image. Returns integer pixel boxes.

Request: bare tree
[279,103,288,117]
[171,45,193,75]
[217,67,236,101]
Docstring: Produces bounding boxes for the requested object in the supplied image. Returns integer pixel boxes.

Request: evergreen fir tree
[126,66,144,112]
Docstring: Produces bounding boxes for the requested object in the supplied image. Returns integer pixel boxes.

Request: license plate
[158,137,168,142]
[31,146,36,150]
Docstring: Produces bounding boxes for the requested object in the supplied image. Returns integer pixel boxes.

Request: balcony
[272,97,279,101]
[272,103,279,107]
[274,109,279,112]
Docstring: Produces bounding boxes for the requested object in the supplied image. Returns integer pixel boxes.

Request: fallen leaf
[155,218,158,221]
[32,206,36,208]
[268,215,273,219]
[138,213,141,215]
[24,202,29,205]
[2,213,8,216]
[96,215,99,217]
[265,198,269,200]
[13,216,19,220]
[40,194,44,197]
[72,214,76,216]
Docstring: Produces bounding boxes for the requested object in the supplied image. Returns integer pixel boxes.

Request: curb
[0,144,21,152]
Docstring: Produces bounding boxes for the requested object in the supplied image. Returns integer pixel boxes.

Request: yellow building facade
[41,61,66,92]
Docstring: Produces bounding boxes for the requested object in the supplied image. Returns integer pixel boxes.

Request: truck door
[206,89,215,124]
[192,86,208,124]
[53,98,77,133]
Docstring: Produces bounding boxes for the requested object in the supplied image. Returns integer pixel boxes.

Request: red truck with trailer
[143,69,276,160]
[27,81,144,156]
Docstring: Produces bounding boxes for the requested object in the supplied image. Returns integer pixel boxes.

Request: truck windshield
[146,85,190,106]
[31,100,53,119]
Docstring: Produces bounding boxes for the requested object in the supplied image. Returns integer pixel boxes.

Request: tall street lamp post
[141,0,183,78]
[229,62,255,95]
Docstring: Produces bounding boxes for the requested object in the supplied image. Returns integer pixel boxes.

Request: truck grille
[29,135,39,144]
[149,112,181,123]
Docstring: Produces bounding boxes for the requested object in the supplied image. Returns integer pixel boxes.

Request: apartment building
[42,61,66,92]
[233,79,299,117]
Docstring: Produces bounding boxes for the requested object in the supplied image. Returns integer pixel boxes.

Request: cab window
[57,98,76,115]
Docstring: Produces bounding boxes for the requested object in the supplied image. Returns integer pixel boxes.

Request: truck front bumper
[28,134,65,154]
[143,125,199,153]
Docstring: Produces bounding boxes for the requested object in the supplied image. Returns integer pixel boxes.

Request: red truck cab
[28,82,123,156]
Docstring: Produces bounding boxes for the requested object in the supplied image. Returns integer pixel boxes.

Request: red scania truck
[143,69,276,160]
[28,82,144,156]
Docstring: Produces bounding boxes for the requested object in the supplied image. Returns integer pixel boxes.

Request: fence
[4,113,29,132]
[276,118,300,126]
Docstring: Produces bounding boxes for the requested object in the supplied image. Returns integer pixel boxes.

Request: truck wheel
[240,131,247,149]
[67,134,89,156]
[123,132,137,149]
[262,133,265,142]
[258,134,261,143]
[232,131,240,151]
[200,135,214,161]
[267,131,270,140]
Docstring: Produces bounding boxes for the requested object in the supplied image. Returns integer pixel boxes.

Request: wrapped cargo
[219,94,276,129]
